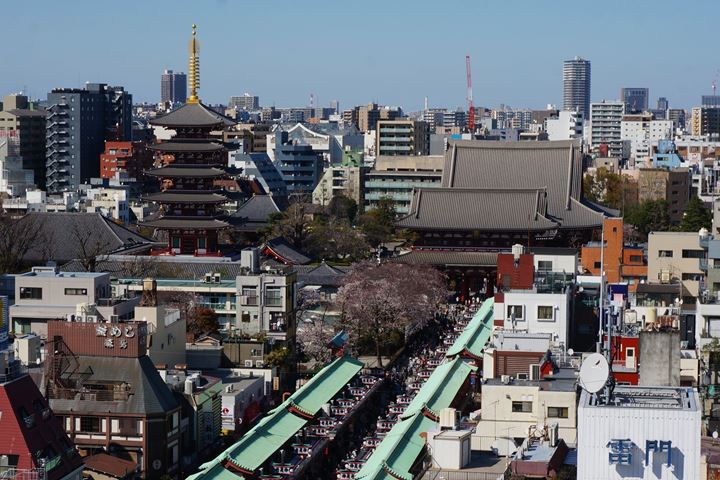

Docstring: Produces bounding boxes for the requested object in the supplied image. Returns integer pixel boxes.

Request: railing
[0,467,46,480]
[200,302,237,311]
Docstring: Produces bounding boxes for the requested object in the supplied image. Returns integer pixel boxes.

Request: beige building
[647,231,704,300]
[376,119,430,156]
[474,377,578,456]
[223,123,271,153]
[136,304,187,368]
[637,168,690,223]
[364,154,444,213]
[237,266,296,341]
[10,266,139,337]
[312,164,365,206]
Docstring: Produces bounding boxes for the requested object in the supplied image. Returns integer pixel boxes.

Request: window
[80,417,100,433]
[547,406,569,418]
[537,306,554,321]
[507,305,523,321]
[682,273,702,281]
[118,417,138,435]
[594,261,601,269]
[537,260,553,271]
[64,288,87,296]
[658,250,673,258]
[265,287,282,306]
[682,249,704,259]
[511,401,533,413]
[19,287,42,300]
[629,255,642,262]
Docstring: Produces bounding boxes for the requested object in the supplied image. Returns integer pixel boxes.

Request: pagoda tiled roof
[149,102,235,128]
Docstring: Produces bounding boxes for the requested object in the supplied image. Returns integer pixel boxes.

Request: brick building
[99,141,153,180]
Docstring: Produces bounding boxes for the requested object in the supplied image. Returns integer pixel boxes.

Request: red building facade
[100,141,153,180]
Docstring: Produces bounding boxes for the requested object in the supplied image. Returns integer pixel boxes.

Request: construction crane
[466,55,475,134]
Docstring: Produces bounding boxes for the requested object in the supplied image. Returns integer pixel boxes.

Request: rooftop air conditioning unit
[85,315,97,323]
[516,373,529,380]
[680,341,689,349]
[244,360,253,367]
[501,375,511,385]
[255,360,264,368]
[204,273,213,283]
[213,273,221,283]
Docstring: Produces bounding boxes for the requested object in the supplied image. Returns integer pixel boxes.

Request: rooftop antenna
[424,96,428,111]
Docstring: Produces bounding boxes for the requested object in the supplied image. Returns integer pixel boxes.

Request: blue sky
[2,0,715,111]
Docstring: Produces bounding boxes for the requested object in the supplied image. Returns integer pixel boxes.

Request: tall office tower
[45,83,133,192]
[702,95,720,108]
[620,88,649,113]
[160,69,187,105]
[657,97,669,111]
[563,57,591,116]
[329,100,340,114]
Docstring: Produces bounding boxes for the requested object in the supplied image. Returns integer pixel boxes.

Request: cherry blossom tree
[336,261,447,366]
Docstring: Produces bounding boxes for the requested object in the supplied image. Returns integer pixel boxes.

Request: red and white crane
[466,55,475,133]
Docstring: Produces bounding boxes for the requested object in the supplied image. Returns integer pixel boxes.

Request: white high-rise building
[589,101,626,158]
[563,57,591,116]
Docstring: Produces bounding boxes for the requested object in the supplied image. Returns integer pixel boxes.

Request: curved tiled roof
[150,102,235,128]
[142,192,228,204]
[392,250,498,267]
[148,140,227,152]
[145,166,227,178]
[396,187,559,231]
[439,140,603,230]
[18,212,153,264]
[140,217,230,230]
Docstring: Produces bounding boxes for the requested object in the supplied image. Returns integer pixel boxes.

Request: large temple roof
[438,139,603,229]
[143,192,228,204]
[396,188,559,231]
[145,166,227,178]
[149,102,235,128]
[140,217,230,230]
[148,140,227,152]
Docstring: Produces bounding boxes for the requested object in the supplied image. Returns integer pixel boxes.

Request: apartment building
[375,119,430,156]
[10,267,138,337]
[647,231,704,301]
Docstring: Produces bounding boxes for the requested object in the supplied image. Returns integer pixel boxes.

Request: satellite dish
[567,348,574,356]
[579,353,610,394]
[714,431,719,439]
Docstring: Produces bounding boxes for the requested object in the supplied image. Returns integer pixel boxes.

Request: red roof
[0,374,83,480]
[84,453,139,478]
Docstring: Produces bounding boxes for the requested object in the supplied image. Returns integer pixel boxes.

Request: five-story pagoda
[142,25,235,255]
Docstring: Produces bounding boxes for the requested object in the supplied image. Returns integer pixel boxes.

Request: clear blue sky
[2,0,716,111]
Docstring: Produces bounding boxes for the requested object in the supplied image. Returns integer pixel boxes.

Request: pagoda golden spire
[187,24,200,104]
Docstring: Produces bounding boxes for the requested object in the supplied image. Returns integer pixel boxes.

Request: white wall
[577,389,701,480]
[533,253,577,275]
[498,291,571,345]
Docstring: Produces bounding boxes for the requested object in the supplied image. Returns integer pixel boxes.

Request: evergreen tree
[677,196,713,232]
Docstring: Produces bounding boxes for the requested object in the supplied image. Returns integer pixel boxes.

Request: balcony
[200,301,237,312]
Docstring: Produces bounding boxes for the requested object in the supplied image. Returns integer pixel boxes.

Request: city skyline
[2,0,718,111]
